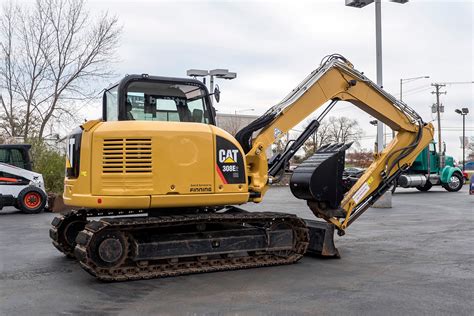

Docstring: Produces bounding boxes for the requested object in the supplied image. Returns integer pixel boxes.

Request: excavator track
[73,211,309,281]
[50,210,88,258]
[50,209,145,258]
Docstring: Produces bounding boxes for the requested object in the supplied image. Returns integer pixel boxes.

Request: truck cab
[397,142,464,192]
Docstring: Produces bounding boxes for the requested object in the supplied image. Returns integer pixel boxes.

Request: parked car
[343,167,365,178]
[463,161,474,182]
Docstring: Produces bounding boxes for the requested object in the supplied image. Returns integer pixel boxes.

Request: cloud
[81,0,472,159]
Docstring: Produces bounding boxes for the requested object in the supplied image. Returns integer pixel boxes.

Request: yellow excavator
[50,54,434,281]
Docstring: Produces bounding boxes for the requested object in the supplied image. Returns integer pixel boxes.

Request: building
[215,113,259,136]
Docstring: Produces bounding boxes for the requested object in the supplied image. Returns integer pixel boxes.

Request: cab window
[0,149,8,163]
[125,81,210,123]
[0,149,26,169]
[105,86,119,121]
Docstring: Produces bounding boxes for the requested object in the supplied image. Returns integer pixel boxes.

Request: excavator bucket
[290,142,352,209]
[290,143,353,257]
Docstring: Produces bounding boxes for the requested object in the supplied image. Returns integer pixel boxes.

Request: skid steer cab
[0,144,48,214]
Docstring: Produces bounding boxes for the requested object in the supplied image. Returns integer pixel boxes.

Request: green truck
[395,142,464,192]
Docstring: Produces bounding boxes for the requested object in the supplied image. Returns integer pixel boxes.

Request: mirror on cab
[214,85,220,103]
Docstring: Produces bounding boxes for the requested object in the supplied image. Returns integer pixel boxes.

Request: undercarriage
[50,208,311,281]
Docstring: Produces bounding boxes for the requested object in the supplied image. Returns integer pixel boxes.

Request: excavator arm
[237,54,434,234]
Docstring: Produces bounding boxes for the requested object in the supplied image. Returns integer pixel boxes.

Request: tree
[217,116,243,136]
[346,149,374,168]
[467,143,474,162]
[0,0,121,140]
[301,116,363,159]
[29,138,65,193]
[302,119,332,158]
[327,116,363,145]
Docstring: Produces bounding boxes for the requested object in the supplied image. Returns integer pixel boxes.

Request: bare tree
[302,119,332,158]
[15,0,51,139]
[327,116,363,145]
[467,143,474,162]
[0,2,21,137]
[302,116,363,159]
[0,0,121,140]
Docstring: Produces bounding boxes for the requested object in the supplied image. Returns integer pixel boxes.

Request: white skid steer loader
[0,162,48,213]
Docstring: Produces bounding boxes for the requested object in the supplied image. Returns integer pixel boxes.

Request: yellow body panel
[64,121,249,209]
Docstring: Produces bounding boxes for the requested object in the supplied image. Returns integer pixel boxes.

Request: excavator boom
[238,54,434,233]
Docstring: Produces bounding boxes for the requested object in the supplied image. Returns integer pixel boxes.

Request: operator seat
[192,109,203,122]
[126,101,134,120]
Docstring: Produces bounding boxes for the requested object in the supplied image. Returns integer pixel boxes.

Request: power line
[436,81,474,85]
[402,87,432,97]
[400,84,431,95]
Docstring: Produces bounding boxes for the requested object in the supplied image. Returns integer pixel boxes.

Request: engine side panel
[63,121,249,209]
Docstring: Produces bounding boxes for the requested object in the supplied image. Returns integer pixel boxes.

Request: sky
[12,0,473,159]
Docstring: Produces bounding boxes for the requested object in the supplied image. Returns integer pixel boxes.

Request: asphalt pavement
[0,185,473,315]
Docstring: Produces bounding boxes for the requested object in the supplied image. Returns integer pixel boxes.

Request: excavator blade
[305,219,340,257]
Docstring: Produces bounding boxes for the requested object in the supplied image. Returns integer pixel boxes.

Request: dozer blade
[304,219,340,257]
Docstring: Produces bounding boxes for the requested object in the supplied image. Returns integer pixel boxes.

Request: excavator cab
[102,74,215,124]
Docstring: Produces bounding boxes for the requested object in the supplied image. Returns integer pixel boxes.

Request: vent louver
[102,138,152,174]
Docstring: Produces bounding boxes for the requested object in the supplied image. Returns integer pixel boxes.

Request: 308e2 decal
[215,136,245,184]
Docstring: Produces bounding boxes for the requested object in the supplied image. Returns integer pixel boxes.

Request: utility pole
[431,83,446,162]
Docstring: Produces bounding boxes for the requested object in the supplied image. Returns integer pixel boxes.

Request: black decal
[66,127,82,178]
[216,136,245,184]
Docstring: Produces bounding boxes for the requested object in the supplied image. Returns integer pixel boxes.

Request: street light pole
[455,108,469,171]
[397,75,430,138]
[375,0,384,153]
[400,75,430,101]
[346,0,409,151]
[186,68,237,104]
[462,113,465,170]
[234,108,255,115]
[346,0,410,208]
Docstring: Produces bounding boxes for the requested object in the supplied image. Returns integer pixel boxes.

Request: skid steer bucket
[290,143,353,257]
